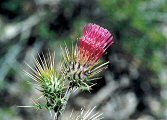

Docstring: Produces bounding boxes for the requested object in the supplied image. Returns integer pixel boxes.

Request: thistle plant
[24,23,114,120]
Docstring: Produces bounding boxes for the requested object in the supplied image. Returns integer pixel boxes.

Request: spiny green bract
[25,52,67,111]
[61,45,109,91]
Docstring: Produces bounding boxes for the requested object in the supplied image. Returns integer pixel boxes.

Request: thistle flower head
[78,23,114,66]
[62,23,114,90]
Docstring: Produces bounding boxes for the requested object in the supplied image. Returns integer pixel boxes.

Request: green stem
[57,88,72,120]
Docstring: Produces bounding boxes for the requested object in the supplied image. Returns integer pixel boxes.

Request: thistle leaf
[69,107,103,120]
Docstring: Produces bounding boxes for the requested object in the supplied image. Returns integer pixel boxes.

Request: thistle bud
[25,52,66,111]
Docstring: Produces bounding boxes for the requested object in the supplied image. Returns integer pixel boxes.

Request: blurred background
[0,0,167,120]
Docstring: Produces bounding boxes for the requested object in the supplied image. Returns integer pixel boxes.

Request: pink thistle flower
[78,23,114,66]
[61,23,114,90]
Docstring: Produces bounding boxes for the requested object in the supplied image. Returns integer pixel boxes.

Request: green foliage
[37,22,56,41]
[149,51,164,73]
[71,19,87,39]
[98,0,167,73]
[0,108,21,120]
[1,0,21,12]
